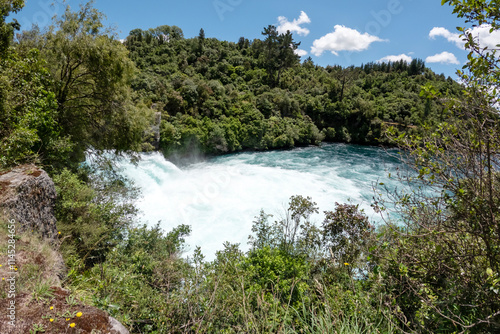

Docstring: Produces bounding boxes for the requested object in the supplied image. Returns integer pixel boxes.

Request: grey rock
[0,165,58,240]
[109,316,130,334]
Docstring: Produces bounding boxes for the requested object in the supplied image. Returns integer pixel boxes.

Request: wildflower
[66,318,70,321]
[70,323,76,328]
[50,318,54,322]
[50,306,53,310]
[76,312,82,317]
[58,232,61,235]
[344,262,349,266]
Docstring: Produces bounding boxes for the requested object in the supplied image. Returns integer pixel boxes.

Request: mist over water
[117,143,402,260]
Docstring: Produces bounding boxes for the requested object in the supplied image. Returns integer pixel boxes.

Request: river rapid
[116,143,403,260]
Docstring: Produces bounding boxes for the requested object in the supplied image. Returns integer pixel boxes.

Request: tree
[374,1,500,331]
[331,65,357,103]
[0,0,23,56]
[261,25,300,87]
[27,1,151,166]
[249,195,322,260]
[408,58,425,76]
[197,27,205,55]
[276,30,301,84]
[0,1,75,169]
[0,49,71,168]
[237,36,245,49]
[322,202,373,267]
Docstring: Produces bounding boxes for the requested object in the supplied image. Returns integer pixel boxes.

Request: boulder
[0,164,58,239]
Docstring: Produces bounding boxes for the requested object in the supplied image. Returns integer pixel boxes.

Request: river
[117,143,403,260]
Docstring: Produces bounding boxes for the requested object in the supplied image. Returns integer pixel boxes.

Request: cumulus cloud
[469,25,500,49]
[377,53,413,63]
[426,51,460,65]
[430,25,500,49]
[277,11,311,36]
[294,49,308,57]
[311,25,386,56]
[429,27,463,47]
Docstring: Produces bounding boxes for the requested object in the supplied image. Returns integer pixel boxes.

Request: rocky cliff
[0,165,58,239]
[0,165,130,334]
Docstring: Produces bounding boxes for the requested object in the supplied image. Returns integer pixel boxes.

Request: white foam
[117,145,399,260]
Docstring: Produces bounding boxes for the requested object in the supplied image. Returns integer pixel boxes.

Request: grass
[281,295,397,334]
[0,215,122,333]
[0,216,62,294]
[31,281,54,303]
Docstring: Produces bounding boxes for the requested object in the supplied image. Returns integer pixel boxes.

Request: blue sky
[13,0,499,78]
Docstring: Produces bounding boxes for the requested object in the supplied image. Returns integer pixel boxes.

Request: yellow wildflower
[70,323,76,328]
[344,262,349,266]
[50,306,53,310]
[66,318,70,321]
[50,318,54,322]
[76,312,82,317]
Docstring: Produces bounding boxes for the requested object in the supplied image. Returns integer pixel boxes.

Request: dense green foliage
[0,47,66,167]
[368,1,500,331]
[0,0,23,55]
[124,24,462,156]
[53,165,139,269]
[65,195,393,333]
[1,0,499,333]
[0,1,151,171]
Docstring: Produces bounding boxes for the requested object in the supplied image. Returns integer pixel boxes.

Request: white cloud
[294,49,308,57]
[311,25,386,56]
[378,53,413,63]
[277,11,311,36]
[426,51,460,65]
[469,24,500,49]
[430,24,500,49]
[429,27,463,47]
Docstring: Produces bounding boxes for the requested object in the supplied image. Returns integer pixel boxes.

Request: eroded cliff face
[0,165,130,334]
[0,165,57,239]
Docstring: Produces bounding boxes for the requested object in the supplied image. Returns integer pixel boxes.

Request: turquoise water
[117,143,403,260]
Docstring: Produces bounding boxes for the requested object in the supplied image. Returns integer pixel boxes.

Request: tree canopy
[1,1,151,170]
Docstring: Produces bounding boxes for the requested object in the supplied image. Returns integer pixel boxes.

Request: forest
[0,0,499,333]
[125,24,462,155]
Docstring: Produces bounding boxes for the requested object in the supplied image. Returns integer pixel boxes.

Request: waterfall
[116,144,401,260]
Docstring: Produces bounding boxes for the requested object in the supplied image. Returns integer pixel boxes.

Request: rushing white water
[117,143,402,260]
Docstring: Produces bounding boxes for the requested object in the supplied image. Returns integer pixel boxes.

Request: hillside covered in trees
[124,25,462,155]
